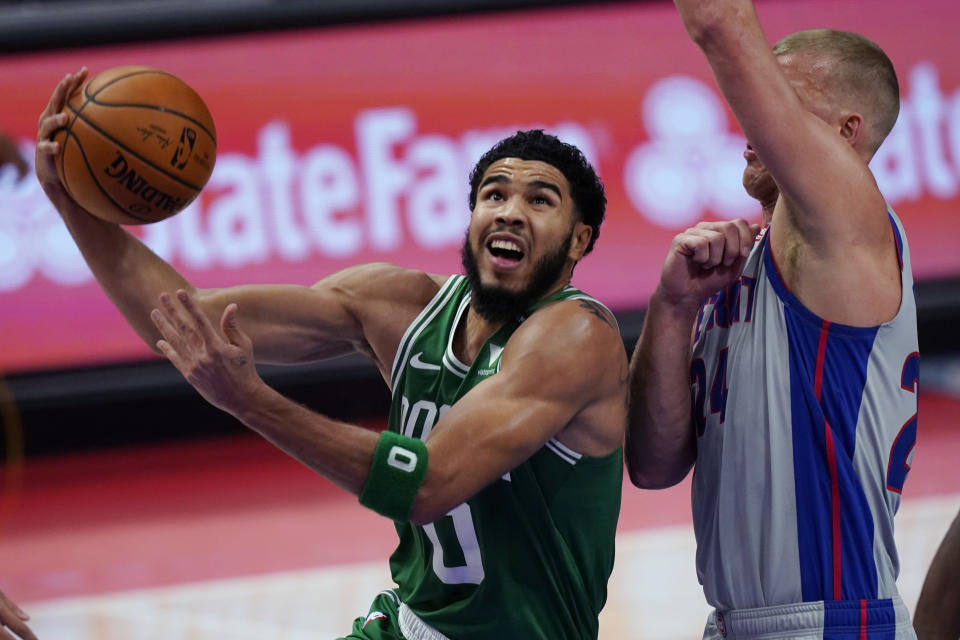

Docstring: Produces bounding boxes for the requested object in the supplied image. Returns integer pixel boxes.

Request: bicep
[417,307,625,514]
[194,263,422,365]
[194,282,361,364]
[428,368,581,475]
[408,366,584,525]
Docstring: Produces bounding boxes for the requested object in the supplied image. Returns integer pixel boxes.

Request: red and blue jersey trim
[762,235,883,605]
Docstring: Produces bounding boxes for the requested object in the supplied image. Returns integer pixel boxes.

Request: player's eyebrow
[528,180,563,201]
[479,175,563,201]
[479,174,509,191]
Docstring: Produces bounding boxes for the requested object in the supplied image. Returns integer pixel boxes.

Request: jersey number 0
[402,397,486,585]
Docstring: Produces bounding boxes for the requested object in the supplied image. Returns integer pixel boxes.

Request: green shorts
[338,589,404,640]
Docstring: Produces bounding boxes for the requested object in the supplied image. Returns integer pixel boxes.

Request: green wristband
[359,430,429,522]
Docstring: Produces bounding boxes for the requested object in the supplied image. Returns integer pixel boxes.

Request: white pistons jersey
[689,210,919,630]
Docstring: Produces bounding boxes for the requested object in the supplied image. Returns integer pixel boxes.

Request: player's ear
[839,111,865,148]
[568,221,593,262]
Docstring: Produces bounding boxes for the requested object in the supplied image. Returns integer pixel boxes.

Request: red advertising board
[0,0,956,372]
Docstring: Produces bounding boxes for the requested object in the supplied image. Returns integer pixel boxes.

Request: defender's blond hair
[773,29,899,157]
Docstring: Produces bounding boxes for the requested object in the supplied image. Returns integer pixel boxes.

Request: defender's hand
[151,289,263,415]
[659,219,761,311]
[35,67,87,202]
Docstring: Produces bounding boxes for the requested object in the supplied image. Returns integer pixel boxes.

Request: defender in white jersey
[627,3,918,638]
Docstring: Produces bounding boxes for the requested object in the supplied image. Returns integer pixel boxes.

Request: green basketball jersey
[386,275,622,640]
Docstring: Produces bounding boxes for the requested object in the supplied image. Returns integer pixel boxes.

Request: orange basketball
[53,66,217,225]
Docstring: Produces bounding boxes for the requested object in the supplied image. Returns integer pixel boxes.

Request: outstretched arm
[36,68,430,371]
[915,508,960,640]
[671,1,898,326]
[672,1,887,243]
[626,220,758,489]
[152,293,627,523]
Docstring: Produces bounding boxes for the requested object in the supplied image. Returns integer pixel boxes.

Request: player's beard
[461,229,572,324]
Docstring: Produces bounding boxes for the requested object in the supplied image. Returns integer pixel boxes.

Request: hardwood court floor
[2,391,957,639]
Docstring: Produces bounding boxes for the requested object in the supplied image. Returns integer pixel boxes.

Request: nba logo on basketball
[171,127,197,170]
[716,611,727,638]
[55,65,217,225]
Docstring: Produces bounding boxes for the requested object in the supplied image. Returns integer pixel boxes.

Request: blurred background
[0,0,957,637]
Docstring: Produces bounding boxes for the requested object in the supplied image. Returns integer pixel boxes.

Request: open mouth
[487,237,525,265]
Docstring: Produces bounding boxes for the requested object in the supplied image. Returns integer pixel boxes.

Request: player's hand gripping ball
[53,66,217,225]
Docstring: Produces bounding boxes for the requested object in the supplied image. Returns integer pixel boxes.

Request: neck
[761,203,776,225]
[456,306,503,366]
[457,277,570,364]
[761,193,779,226]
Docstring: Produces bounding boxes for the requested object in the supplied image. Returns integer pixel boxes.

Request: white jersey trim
[442,294,472,379]
[545,437,583,465]
[399,602,450,640]
[391,275,462,391]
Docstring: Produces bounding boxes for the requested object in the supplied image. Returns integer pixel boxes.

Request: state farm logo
[0,154,90,292]
[1,63,958,294]
[623,75,756,227]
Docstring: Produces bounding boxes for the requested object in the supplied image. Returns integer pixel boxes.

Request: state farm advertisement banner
[0,0,956,372]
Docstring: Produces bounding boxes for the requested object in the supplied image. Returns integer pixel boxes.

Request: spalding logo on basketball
[53,66,217,225]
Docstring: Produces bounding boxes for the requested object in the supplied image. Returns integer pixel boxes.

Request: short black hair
[468,129,606,255]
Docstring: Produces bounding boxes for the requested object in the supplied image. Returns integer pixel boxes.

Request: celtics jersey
[385,275,622,640]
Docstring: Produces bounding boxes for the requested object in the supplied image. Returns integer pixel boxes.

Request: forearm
[915,510,960,640]
[37,68,196,352]
[673,0,756,46]
[672,0,784,148]
[58,200,194,351]
[626,290,698,488]
[237,383,379,495]
[239,388,454,522]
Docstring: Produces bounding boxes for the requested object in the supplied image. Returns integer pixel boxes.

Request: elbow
[408,508,442,527]
[686,20,724,51]
[628,468,688,490]
[407,465,455,526]
[626,458,692,490]
[408,498,449,527]
[678,3,728,49]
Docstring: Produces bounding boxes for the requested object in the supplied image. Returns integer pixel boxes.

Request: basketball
[53,66,217,225]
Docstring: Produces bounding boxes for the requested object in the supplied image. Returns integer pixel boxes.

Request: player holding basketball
[36,69,626,639]
[626,1,919,638]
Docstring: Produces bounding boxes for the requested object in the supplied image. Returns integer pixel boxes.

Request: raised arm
[673,1,886,240]
[672,1,900,324]
[151,293,626,522]
[36,68,431,372]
